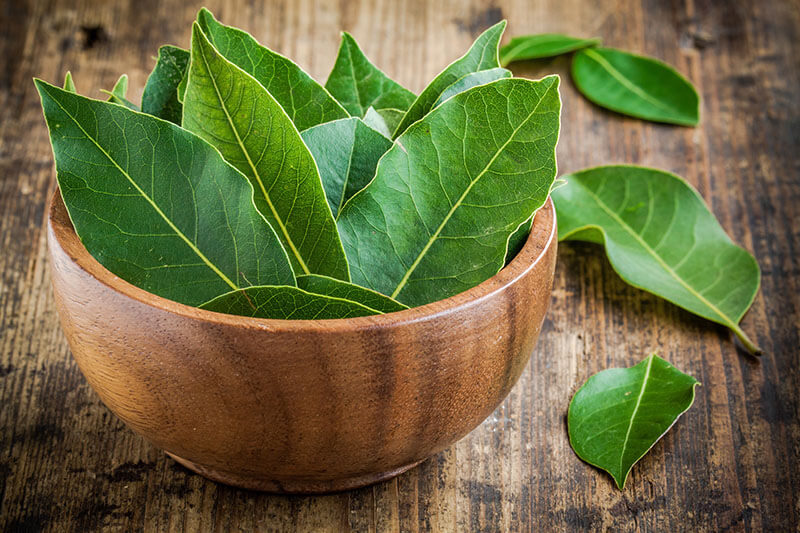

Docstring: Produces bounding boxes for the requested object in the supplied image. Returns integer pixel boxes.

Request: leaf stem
[732,325,762,356]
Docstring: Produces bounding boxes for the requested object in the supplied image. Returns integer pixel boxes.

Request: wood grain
[1,0,798,530]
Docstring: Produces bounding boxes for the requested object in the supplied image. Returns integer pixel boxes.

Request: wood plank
[0,0,797,531]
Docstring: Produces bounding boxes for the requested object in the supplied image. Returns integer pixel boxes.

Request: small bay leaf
[35,79,295,307]
[296,274,408,314]
[432,67,511,109]
[301,117,392,217]
[500,34,600,65]
[63,71,76,92]
[568,354,699,489]
[337,76,561,306]
[571,47,699,126]
[196,8,348,131]
[183,23,349,281]
[325,32,416,117]
[392,21,506,138]
[102,74,139,110]
[141,45,189,124]
[362,106,392,138]
[553,165,761,353]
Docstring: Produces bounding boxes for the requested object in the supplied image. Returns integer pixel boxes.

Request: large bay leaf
[300,117,392,217]
[296,274,408,314]
[392,21,506,138]
[337,76,561,306]
[432,67,511,108]
[183,23,349,281]
[500,34,600,66]
[553,165,761,353]
[568,354,699,489]
[196,8,348,131]
[325,32,416,117]
[141,45,189,124]
[35,79,295,307]
[571,47,699,126]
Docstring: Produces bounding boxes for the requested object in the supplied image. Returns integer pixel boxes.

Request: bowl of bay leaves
[40,9,560,492]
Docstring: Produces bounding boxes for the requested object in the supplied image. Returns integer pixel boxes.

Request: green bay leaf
[362,106,392,138]
[553,165,761,353]
[392,21,506,138]
[301,117,392,218]
[183,23,349,281]
[35,79,295,307]
[102,74,139,110]
[201,277,405,319]
[500,34,600,66]
[325,32,416,117]
[196,8,348,131]
[571,47,699,126]
[338,76,561,306]
[432,67,511,109]
[63,71,76,92]
[141,45,189,124]
[568,354,699,489]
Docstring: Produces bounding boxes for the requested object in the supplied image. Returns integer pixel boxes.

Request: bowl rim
[48,190,556,332]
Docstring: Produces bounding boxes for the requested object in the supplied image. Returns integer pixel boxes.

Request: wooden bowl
[47,191,557,493]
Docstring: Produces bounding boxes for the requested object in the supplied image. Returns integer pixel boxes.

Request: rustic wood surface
[0,0,797,530]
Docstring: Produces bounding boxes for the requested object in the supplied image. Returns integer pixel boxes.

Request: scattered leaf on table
[392,21,506,138]
[201,283,395,319]
[35,79,295,307]
[301,117,392,217]
[102,74,139,110]
[297,274,408,313]
[63,71,76,92]
[553,165,761,353]
[141,45,189,124]
[196,8,348,131]
[325,32,416,117]
[183,23,349,281]
[338,76,561,306]
[571,47,699,126]
[568,353,699,489]
[432,67,511,108]
[500,34,600,65]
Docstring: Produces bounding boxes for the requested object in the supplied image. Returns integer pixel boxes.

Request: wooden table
[1,0,798,530]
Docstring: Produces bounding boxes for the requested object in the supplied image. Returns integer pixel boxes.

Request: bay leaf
[568,353,699,489]
[102,74,139,110]
[505,216,533,265]
[362,106,392,138]
[63,71,76,92]
[35,79,295,307]
[201,284,389,319]
[183,23,349,281]
[141,45,189,124]
[553,165,761,353]
[337,76,561,306]
[571,47,699,126]
[500,34,600,66]
[432,67,511,108]
[392,21,506,138]
[325,32,416,117]
[296,274,408,314]
[196,8,348,131]
[300,117,392,217]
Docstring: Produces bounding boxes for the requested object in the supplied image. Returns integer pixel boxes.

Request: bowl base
[166,452,426,493]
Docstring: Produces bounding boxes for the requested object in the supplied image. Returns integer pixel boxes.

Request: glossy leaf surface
[553,165,761,353]
[500,34,600,65]
[196,8,348,131]
[141,45,189,124]
[571,47,699,126]
[36,80,295,307]
[433,67,511,108]
[301,117,392,217]
[338,76,561,306]
[325,32,415,117]
[392,21,506,138]
[296,274,408,313]
[568,354,699,489]
[183,24,349,280]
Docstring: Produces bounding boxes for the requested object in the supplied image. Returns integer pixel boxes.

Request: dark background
[1,0,798,531]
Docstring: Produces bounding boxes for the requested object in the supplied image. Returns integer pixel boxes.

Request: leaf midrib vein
[618,354,654,477]
[582,49,673,113]
[49,89,238,291]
